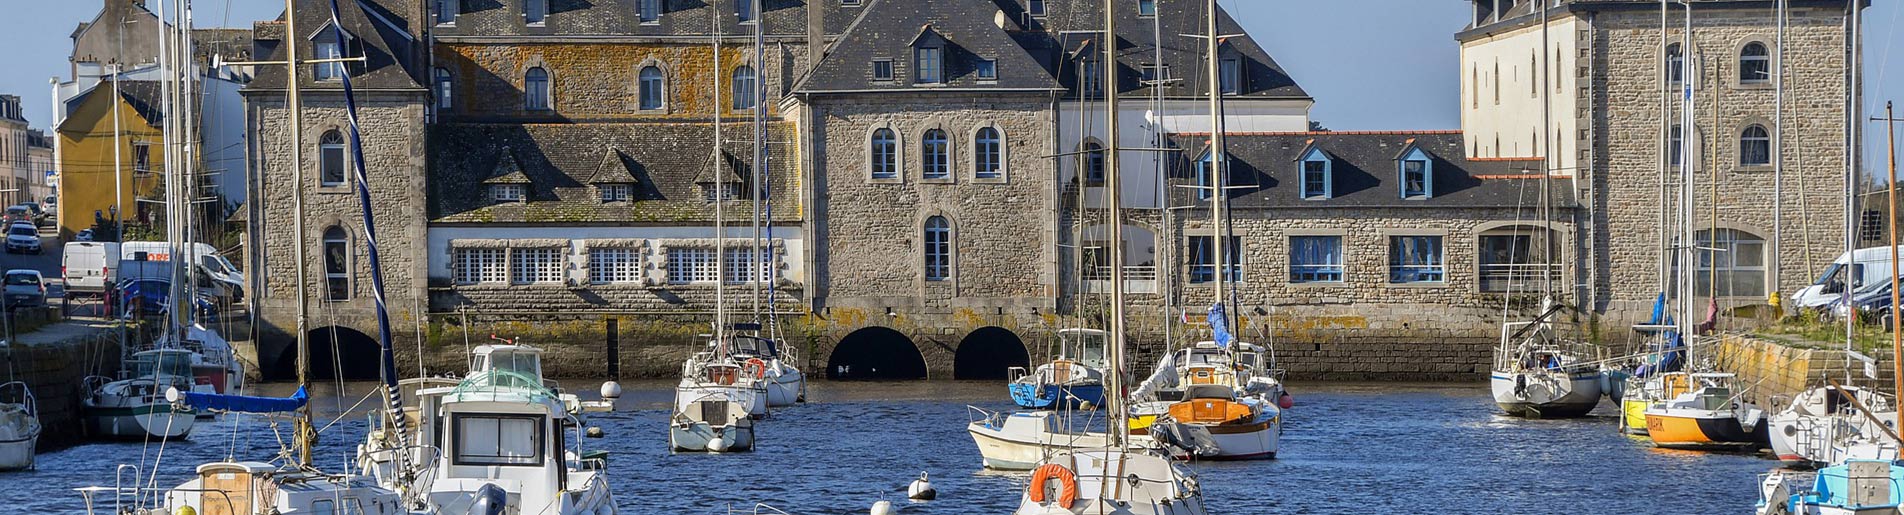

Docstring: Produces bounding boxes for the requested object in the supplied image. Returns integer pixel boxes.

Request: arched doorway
[273,326,384,381]
[954,327,1030,380]
[826,327,927,380]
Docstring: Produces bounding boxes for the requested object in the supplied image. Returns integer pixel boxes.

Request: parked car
[115,277,216,320]
[73,229,93,242]
[62,241,119,299]
[17,202,42,219]
[3,206,28,225]
[3,270,46,310]
[4,223,40,254]
[1794,246,1904,311]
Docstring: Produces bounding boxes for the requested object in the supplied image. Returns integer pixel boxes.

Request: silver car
[4,223,40,254]
[3,270,46,309]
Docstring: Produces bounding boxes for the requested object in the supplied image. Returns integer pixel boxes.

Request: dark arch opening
[826,327,927,380]
[271,326,385,381]
[954,327,1030,380]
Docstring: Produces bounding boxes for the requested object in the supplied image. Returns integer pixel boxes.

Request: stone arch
[826,326,927,380]
[271,326,385,381]
[954,326,1029,380]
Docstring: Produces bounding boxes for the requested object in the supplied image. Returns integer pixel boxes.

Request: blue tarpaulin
[1208,302,1233,348]
[179,386,308,413]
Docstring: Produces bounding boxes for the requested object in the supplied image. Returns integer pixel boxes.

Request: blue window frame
[1399,147,1432,199]
[1139,0,1156,16]
[640,0,660,22]
[524,67,551,111]
[1290,236,1344,283]
[922,129,949,179]
[925,217,951,281]
[735,0,756,23]
[1388,236,1444,283]
[1299,147,1331,200]
[916,46,943,84]
[1188,236,1242,284]
[1083,142,1105,184]
[871,129,898,179]
[975,127,1002,179]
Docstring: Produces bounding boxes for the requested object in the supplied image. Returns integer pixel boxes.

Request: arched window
[1740,125,1771,166]
[871,128,898,179]
[1666,43,1683,85]
[323,226,349,301]
[924,216,951,281]
[1739,42,1770,84]
[974,127,1002,179]
[922,129,949,179]
[319,130,345,186]
[1082,142,1104,184]
[1686,228,1768,297]
[731,66,757,110]
[524,67,551,111]
[638,66,665,110]
[434,68,453,111]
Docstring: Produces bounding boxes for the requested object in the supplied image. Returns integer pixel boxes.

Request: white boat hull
[1490,370,1604,418]
[675,384,767,418]
[763,366,804,407]
[1162,420,1279,461]
[671,421,755,453]
[0,436,34,470]
[84,403,196,440]
[967,422,1111,470]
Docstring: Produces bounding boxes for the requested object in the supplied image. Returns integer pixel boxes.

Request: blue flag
[1208,302,1233,348]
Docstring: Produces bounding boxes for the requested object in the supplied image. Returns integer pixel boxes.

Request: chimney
[806,0,825,74]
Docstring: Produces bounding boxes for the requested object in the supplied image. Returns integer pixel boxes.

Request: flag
[1208,302,1233,348]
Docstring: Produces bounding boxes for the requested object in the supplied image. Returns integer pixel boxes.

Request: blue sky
[1,0,1898,169]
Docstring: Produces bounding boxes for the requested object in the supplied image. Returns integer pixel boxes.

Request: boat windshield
[488,350,542,380]
[130,352,193,378]
[1058,332,1107,364]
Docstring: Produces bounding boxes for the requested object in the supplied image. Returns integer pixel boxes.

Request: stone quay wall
[1714,333,1893,412]
[3,322,123,449]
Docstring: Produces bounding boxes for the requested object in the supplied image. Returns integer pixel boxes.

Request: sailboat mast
[1884,101,1899,434]
[1102,0,1126,446]
[1678,6,1696,358]
[1205,0,1231,337]
[282,0,315,466]
[750,0,766,323]
[1540,0,1554,302]
[712,13,726,343]
[1153,2,1172,351]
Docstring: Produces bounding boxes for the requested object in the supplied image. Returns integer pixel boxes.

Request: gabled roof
[482,149,532,185]
[796,0,1061,93]
[695,150,746,185]
[57,80,167,133]
[1036,0,1308,100]
[246,0,423,93]
[1167,131,1572,210]
[587,148,640,184]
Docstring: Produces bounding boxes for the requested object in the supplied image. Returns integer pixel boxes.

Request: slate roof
[430,122,799,224]
[1034,0,1307,100]
[1166,131,1576,210]
[246,0,424,92]
[796,0,1062,93]
[57,80,168,132]
[433,0,859,38]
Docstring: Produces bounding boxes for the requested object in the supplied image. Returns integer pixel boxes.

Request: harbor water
[4,381,1774,514]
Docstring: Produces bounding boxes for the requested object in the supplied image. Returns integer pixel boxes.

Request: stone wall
[3,325,122,449]
[807,92,1058,309]
[435,41,808,122]
[1585,7,1849,327]
[1714,333,1892,411]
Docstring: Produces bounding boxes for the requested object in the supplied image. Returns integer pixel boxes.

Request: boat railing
[967,405,1006,429]
[734,503,796,515]
[0,381,35,416]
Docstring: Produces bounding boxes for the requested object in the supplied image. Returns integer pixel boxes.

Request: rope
[315,390,381,435]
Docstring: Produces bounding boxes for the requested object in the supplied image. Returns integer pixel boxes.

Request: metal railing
[1082,265,1159,294]
[1479,263,1564,292]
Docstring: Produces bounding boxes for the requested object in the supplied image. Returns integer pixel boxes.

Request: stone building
[1460,0,1856,329]
[0,96,28,207]
[242,0,430,379]
[52,80,168,236]
[27,131,54,205]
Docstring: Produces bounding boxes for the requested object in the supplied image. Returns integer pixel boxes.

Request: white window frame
[323,227,350,300]
[491,184,526,203]
[524,0,548,25]
[666,247,720,284]
[599,183,632,203]
[731,66,757,110]
[974,126,1003,180]
[434,68,454,111]
[525,67,551,111]
[870,128,900,180]
[319,131,347,186]
[872,59,894,81]
[454,248,508,285]
[639,0,661,23]
[977,59,997,81]
[511,247,565,285]
[638,66,665,110]
[588,246,642,284]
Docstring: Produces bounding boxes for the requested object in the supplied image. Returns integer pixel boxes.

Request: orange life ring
[744,358,769,379]
[1028,463,1079,507]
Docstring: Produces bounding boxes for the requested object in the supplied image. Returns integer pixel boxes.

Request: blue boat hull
[1009,383,1105,410]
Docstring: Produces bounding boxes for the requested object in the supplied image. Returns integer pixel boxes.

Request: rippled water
[5,381,1775,514]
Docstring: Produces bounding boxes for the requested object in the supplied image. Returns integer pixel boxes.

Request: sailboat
[1009,328,1109,409]
[81,348,198,439]
[0,381,40,470]
[1767,384,1897,466]
[1013,2,1207,512]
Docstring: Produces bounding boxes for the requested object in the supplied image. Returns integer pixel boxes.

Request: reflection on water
[3,381,1773,513]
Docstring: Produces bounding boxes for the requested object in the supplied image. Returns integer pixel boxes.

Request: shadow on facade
[825,326,927,380]
[268,326,385,381]
[953,326,1030,380]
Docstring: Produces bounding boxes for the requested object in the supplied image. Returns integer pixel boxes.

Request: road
[1,220,69,302]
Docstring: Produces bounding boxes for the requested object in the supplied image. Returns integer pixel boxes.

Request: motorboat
[1643,372,1769,450]
[158,462,406,515]
[966,407,1112,470]
[671,395,755,453]
[0,381,40,470]
[81,348,198,439]
[1758,460,1904,515]
[1013,448,1207,515]
[1146,385,1279,461]
[1490,315,1605,418]
[1009,328,1108,410]
[360,343,615,514]
[1768,385,1898,467]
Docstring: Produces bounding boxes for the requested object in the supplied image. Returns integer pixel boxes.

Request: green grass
[1754,310,1892,356]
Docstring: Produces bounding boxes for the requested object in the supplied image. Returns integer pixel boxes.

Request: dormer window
[1139,0,1156,17]
[1398,146,1433,199]
[1195,150,1223,201]
[491,184,526,203]
[639,0,661,22]
[434,0,456,24]
[1219,58,1242,94]
[873,59,894,81]
[736,0,756,23]
[703,182,738,203]
[1081,58,1101,95]
[312,28,351,81]
[599,183,632,203]
[1027,0,1046,17]
[1298,146,1332,200]
[977,59,997,81]
[916,46,943,84]
[524,0,547,24]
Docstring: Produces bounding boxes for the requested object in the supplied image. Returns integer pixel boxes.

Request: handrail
[1827,378,1904,446]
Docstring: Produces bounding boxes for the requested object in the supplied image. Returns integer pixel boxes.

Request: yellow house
[54,79,166,239]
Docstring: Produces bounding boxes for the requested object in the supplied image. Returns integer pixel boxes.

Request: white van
[119,242,245,301]
[1792,246,1904,309]
[62,241,121,297]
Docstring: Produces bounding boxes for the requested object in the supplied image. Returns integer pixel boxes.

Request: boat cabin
[469,344,546,385]
[1053,328,1109,370]
[126,349,195,380]
[158,462,402,515]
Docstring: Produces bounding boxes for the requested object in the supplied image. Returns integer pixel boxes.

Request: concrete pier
[2,319,123,449]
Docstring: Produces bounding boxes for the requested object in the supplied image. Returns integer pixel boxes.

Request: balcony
[1083,265,1158,294]
[1480,263,1564,293]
